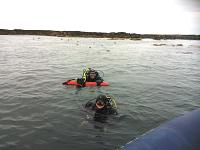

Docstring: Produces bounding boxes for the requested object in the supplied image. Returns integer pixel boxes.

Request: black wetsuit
[85,101,118,122]
[85,102,117,114]
[85,101,117,122]
[86,73,103,83]
[77,71,103,86]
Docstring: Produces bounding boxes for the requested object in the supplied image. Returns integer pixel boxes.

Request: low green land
[0,29,199,40]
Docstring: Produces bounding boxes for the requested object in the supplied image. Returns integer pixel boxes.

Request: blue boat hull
[120,108,200,150]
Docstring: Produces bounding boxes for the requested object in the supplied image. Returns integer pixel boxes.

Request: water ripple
[0,35,199,150]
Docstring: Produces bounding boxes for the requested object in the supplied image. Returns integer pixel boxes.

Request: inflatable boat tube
[120,108,200,150]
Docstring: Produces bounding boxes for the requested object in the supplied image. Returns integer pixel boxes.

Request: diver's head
[95,94,111,109]
[95,99,105,109]
[89,69,97,79]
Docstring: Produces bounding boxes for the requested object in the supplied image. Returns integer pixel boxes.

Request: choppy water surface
[0,35,200,150]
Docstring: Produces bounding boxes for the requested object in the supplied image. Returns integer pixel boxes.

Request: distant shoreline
[0,29,200,40]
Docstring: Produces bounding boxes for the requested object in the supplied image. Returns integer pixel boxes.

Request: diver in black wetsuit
[85,94,118,122]
[77,68,103,86]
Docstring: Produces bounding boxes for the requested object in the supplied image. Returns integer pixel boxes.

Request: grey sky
[180,0,200,34]
[0,0,199,34]
[178,0,200,12]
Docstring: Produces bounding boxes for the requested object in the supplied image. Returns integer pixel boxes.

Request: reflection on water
[0,35,200,150]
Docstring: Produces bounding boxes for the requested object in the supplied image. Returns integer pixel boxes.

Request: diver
[85,94,118,122]
[77,68,103,86]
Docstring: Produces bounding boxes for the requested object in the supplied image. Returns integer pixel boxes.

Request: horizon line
[0,28,200,36]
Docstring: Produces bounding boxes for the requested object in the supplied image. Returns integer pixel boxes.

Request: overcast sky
[0,0,199,34]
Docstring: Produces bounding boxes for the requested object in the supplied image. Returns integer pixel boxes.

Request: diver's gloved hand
[96,80,102,86]
[85,102,93,108]
[77,78,85,86]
